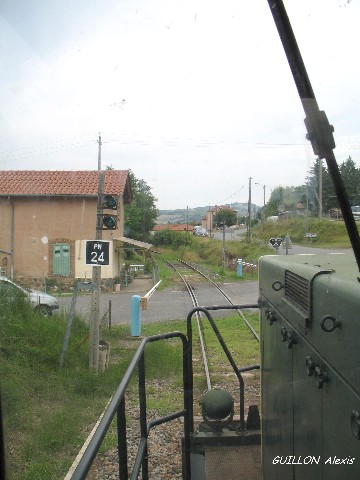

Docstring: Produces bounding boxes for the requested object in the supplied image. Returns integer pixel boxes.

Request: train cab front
[259,253,360,480]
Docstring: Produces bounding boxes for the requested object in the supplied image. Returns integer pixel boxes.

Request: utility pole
[319,158,323,220]
[255,183,266,221]
[262,184,266,216]
[89,138,103,372]
[262,184,266,221]
[97,133,102,171]
[222,222,226,269]
[247,177,252,241]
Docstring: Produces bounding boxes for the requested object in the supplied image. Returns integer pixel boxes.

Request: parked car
[0,275,59,316]
[351,205,360,220]
[193,226,209,236]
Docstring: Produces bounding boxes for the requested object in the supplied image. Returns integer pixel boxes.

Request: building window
[53,243,70,276]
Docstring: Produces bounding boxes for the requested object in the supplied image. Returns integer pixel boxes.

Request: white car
[351,206,360,220]
[193,227,209,236]
[0,275,59,316]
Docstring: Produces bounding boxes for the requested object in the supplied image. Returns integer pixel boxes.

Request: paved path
[275,243,352,256]
[56,280,259,325]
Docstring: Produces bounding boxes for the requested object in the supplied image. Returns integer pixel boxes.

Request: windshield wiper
[267,0,360,277]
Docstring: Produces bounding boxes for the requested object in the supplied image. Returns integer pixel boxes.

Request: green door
[53,243,70,276]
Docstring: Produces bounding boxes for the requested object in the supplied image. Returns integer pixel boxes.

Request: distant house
[202,205,237,231]
[278,203,306,220]
[0,170,133,283]
[295,203,305,214]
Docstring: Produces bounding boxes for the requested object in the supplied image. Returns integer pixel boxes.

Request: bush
[153,229,193,248]
[0,300,132,479]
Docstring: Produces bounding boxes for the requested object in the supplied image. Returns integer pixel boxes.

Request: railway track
[166,259,260,406]
[170,259,259,340]
[68,261,261,479]
[166,260,213,390]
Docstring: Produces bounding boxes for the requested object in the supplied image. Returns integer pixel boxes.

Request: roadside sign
[282,234,293,249]
[306,233,317,238]
[269,237,283,247]
[85,240,110,266]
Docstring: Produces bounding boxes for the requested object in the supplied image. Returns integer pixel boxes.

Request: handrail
[186,305,260,432]
[70,331,191,480]
[70,307,259,479]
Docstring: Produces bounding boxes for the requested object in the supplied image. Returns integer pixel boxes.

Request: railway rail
[166,259,260,408]
[70,262,261,479]
[168,259,259,341]
[164,259,262,477]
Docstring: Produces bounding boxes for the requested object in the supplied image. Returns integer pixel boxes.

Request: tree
[213,208,238,227]
[263,186,306,217]
[304,156,360,214]
[305,159,335,214]
[124,171,158,242]
[339,156,360,205]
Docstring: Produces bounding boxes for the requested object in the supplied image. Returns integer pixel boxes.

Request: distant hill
[157,202,260,224]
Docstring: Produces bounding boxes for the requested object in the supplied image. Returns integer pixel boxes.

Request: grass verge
[254,217,356,248]
[1,290,260,478]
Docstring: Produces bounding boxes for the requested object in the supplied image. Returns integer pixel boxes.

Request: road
[56,243,353,325]
[56,280,259,325]
[271,243,352,256]
[211,227,246,241]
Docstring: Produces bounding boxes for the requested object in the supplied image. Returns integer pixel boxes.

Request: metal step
[191,445,261,480]
[190,442,261,480]
[189,426,261,479]
[205,445,261,480]
[187,405,261,479]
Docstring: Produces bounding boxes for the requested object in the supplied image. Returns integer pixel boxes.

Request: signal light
[102,214,117,230]
[102,195,117,210]
[98,194,118,230]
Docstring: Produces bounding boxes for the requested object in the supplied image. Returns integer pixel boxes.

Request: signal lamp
[98,194,118,230]
[102,195,118,210]
[102,214,117,230]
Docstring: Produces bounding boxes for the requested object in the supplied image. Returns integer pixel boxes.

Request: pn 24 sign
[85,240,110,266]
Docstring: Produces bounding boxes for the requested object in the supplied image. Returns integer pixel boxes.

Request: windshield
[1,1,359,211]
[1,1,359,478]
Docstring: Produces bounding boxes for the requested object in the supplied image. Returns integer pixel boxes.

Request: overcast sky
[0,0,359,209]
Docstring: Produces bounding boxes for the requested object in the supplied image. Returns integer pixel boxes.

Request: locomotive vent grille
[284,270,310,315]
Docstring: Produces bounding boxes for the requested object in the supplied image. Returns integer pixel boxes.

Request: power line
[216,185,245,205]
[0,141,96,165]
[2,131,360,166]
[0,132,98,156]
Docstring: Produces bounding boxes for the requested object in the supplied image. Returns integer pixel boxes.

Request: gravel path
[87,397,184,479]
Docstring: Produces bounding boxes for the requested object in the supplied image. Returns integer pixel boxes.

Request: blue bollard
[237,259,243,277]
[131,295,141,336]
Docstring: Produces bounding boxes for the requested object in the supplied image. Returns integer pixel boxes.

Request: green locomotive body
[259,253,360,479]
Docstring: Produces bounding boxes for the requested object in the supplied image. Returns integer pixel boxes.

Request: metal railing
[70,332,191,480]
[186,304,260,432]
[70,305,260,479]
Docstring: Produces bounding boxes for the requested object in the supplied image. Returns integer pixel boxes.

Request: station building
[0,170,135,285]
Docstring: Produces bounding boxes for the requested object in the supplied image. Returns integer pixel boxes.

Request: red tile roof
[0,170,131,199]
